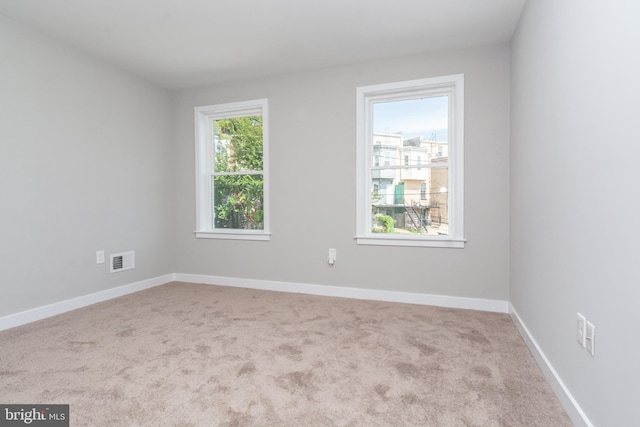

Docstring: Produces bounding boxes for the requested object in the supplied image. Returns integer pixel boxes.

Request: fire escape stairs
[405,205,428,232]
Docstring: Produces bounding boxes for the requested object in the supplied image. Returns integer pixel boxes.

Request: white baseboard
[509,303,593,427]
[175,273,509,313]
[0,274,175,331]
[0,272,508,331]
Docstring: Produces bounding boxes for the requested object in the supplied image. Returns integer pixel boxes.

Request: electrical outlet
[328,248,336,266]
[96,250,105,264]
[586,321,595,356]
[577,313,586,348]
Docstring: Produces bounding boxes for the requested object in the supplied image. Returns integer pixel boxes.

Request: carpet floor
[0,282,571,426]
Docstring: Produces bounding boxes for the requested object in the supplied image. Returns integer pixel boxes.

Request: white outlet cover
[577,313,586,348]
[328,248,336,265]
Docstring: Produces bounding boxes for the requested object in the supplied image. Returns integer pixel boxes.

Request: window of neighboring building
[194,99,270,240]
[356,74,465,248]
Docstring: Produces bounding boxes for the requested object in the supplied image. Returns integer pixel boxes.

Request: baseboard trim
[175,273,509,313]
[0,274,175,331]
[0,273,506,331]
[0,272,508,331]
[509,303,593,427]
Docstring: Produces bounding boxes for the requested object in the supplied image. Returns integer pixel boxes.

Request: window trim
[194,98,270,241]
[355,74,465,248]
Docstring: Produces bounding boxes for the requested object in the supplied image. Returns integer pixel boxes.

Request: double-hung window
[356,74,465,248]
[194,99,270,240]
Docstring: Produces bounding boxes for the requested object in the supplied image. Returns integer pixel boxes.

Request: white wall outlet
[586,321,595,356]
[577,313,586,348]
[96,250,105,264]
[328,248,336,266]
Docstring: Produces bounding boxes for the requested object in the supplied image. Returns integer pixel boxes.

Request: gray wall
[0,15,174,316]
[173,44,511,301]
[510,0,640,425]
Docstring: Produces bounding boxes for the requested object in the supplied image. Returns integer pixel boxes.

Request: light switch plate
[586,321,595,356]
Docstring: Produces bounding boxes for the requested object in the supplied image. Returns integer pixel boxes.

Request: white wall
[510,0,640,425]
[173,45,511,301]
[0,14,174,316]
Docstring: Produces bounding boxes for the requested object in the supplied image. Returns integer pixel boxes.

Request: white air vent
[110,251,135,273]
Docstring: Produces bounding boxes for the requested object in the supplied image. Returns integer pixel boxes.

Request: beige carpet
[0,282,570,426]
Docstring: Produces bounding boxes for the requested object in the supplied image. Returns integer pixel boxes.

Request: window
[356,74,464,248]
[194,99,269,240]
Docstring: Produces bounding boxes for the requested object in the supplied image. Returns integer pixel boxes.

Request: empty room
[0,0,637,425]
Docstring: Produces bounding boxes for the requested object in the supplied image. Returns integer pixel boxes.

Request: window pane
[214,116,263,173]
[370,95,450,236]
[373,96,448,144]
[212,174,264,230]
[371,167,448,236]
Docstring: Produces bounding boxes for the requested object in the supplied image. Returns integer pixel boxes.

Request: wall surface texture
[173,44,511,301]
[0,15,174,317]
[510,0,640,425]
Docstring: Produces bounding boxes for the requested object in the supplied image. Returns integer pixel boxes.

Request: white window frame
[356,74,465,248]
[194,99,270,241]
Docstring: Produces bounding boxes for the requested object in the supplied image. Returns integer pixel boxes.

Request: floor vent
[110,251,135,273]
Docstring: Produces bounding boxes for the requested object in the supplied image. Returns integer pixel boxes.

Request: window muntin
[195,99,269,240]
[356,75,464,248]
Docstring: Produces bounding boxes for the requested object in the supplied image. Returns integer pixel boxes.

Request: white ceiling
[0,0,526,89]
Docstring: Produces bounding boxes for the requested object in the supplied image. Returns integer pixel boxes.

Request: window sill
[195,231,271,241]
[355,235,465,248]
